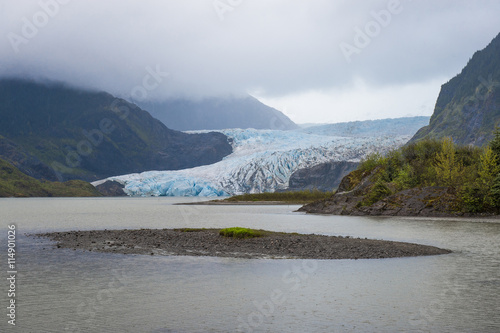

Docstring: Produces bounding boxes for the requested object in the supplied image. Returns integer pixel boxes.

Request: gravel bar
[35,228,451,260]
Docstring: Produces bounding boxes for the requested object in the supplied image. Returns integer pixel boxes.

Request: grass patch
[223,190,333,204]
[219,227,266,239]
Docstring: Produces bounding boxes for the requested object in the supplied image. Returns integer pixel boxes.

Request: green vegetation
[223,190,334,204]
[355,130,500,213]
[219,227,266,239]
[0,158,100,197]
[410,32,500,146]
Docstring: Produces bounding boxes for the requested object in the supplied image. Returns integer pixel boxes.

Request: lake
[1,197,499,332]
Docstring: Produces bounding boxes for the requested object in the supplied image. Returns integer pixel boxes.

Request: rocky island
[36,227,450,260]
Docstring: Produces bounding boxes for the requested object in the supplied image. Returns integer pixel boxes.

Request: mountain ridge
[297,116,430,137]
[411,32,500,146]
[0,78,232,181]
[137,95,298,131]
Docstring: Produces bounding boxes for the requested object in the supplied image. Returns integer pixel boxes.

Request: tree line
[357,129,500,213]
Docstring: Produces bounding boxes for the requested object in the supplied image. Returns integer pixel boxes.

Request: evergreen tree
[434,137,464,187]
[489,127,500,160]
[490,174,500,208]
[478,146,500,186]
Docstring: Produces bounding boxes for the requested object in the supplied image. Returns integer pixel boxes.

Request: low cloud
[1,0,499,122]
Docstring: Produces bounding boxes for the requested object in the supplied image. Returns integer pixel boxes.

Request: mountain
[136,95,298,131]
[296,116,430,137]
[0,158,100,197]
[411,32,500,146]
[97,128,412,197]
[0,79,232,181]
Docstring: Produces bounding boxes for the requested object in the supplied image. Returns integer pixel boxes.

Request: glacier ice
[96,128,412,197]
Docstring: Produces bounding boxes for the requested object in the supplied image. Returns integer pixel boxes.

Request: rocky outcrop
[299,185,464,217]
[298,169,479,217]
[298,167,379,215]
[95,180,126,197]
[357,187,460,217]
[287,161,358,191]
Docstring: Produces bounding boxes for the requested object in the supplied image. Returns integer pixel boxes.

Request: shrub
[383,150,405,182]
[361,179,392,206]
[219,227,265,239]
[358,153,386,173]
[460,184,485,213]
[393,163,416,191]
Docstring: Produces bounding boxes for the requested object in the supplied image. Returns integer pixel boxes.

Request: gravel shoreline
[35,228,451,259]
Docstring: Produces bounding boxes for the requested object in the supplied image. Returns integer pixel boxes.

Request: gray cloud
[1,0,499,119]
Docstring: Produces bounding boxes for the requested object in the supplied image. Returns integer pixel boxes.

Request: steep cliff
[411,32,500,146]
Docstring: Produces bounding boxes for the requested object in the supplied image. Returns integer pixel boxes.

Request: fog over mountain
[1,1,499,123]
[137,95,298,131]
[0,79,232,182]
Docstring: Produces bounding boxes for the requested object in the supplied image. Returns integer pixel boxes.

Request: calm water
[1,197,499,333]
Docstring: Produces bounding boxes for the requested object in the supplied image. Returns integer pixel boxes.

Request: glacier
[295,116,430,137]
[94,128,412,197]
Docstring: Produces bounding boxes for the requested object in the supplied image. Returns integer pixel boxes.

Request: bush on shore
[354,129,500,213]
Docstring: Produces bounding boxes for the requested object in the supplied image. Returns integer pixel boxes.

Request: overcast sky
[1,0,500,124]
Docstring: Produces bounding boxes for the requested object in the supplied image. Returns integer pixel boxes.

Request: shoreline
[177,200,303,205]
[35,228,451,260]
